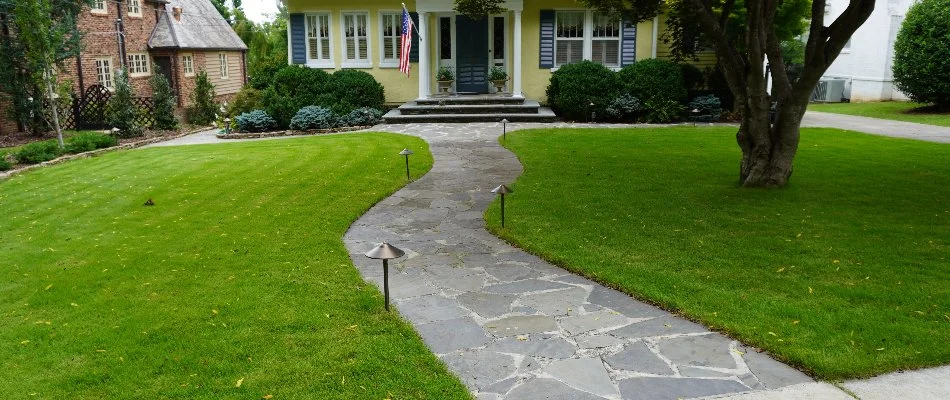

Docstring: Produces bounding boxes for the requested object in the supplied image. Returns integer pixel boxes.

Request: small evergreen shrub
[892,0,950,106]
[189,70,218,125]
[0,154,12,171]
[248,57,289,90]
[290,106,337,130]
[680,63,705,95]
[65,132,118,153]
[704,66,736,112]
[546,61,619,121]
[617,59,687,104]
[263,66,333,128]
[15,140,64,164]
[344,107,383,126]
[106,69,144,138]
[228,87,263,116]
[606,94,642,122]
[643,98,684,123]
[150,68,178,130]
[323,70,386,115]
[687,95,723,122]
[235,110,277,132]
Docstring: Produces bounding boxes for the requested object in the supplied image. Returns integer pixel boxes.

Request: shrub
[189,70,218,125]
[15,140,64,164]
[704,66,736,112]
[235,110,277,132]
[0,154,11,171]
[262,66,333,128]
[228,87,263,116]
[617,59,687,104]
[687,95,723,122]
[546,61,619,121]
[643,98,684,123]
[65,132,118,154]
[290,106,337,130]
[106,69,144,138]
[606,94,641,122]
[344,107,384,126]
[893,0,950,106]
[680,63,705,95]
[150,68,178,130]
[248,57,289,90]
[323,69,386,115]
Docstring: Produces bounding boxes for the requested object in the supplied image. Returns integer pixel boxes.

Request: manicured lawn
[487,127,949,380]
[0,134,470,398]
[809,101,950,127]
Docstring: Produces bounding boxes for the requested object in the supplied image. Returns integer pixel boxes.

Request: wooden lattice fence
[42,85,156,131]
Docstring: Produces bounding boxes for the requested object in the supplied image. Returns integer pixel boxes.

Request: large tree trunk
[737,97,805,187]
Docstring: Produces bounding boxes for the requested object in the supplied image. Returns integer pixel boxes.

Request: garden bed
[215,125,373,140]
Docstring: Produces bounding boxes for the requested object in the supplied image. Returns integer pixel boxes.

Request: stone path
[342,123,815,400]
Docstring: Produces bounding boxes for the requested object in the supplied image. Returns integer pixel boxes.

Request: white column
[513,10,523,98]
[418,12,429,99]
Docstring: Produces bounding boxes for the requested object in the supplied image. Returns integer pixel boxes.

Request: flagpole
[402,2,420,41]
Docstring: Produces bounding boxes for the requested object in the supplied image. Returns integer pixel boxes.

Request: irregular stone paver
[342,123,825,398]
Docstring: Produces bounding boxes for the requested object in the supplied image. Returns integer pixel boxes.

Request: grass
[809,101,950,127]
[0,134,470,399]
[488,127,949,380]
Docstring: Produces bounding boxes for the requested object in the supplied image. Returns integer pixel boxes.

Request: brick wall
[173,51,246,108]
[0,99,19,135]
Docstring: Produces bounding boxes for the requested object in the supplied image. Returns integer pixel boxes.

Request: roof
[148,0,247,51]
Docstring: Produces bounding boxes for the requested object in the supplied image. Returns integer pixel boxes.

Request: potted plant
[488,66,508,93]
[436,66,455,94]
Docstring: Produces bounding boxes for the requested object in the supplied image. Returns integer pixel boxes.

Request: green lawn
[487,127,949,380]
[0,134,470,399]
[809,101,950,127]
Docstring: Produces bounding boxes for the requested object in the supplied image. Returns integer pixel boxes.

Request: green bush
[704,66,736,112]
[344,107,384,126]
[0,154,11,171]
[893,0,950,106]
[680,63,705,94]
[150,68,179,130]
[235,110,277,132]
[617,59,687,104]
[248,57,289,90]
[189,71,218,125]
[323,69,386,115]
[65,132,118,154]
[15,140,64,164]
[228,87,263,116]
[262,66,333,128]
[290,106,337,130]
[643,98,684,123]
[606,94,641,122]
[546,61,619,121]
[106,69,144,138]
[687,95,723,122]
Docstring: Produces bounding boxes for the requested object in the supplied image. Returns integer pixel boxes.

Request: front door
[153,56,175,90]
[455,15,489,93]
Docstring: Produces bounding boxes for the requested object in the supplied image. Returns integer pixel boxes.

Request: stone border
[215,125,373,140]
[0,127,211,181]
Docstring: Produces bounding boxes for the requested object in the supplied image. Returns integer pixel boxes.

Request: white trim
[378,10,402,68]
[218,52,229,79]
[513,10,522,97]
[416,0,523,13]
[305,12,335,68]
[90,0,108,14]
[651,16,658,58]
[126,53,151,77]
[418,12,430,99]
[127,0,143,17]
[94,57,114,89]
[181,53,195,77]
[340,10,373,69]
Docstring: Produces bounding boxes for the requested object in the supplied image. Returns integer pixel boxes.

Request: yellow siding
[654,15,717,70]
[204,51,244,95]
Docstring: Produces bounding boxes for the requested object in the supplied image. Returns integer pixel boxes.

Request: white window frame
[218,53,229,79]
[127,0,142,17]
[91,0,107,14]
[340,11,372,68]
[181,53,195,76]
[554,10,586,68]
[305,12,334,68]
[94,57,114,89]
[126,53,151,77]
[378,11,402,68]
[591,12,621,68]
[553,9,623,71]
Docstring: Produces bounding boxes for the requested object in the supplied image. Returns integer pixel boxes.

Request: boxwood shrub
[546,61,619,121]
[65,132,118,154]
[15,140,64,164]
[323,69,386,115]
[290,106,338,130]
[617,59,687,104]
[0,153,11,171]
[235,110,277,132]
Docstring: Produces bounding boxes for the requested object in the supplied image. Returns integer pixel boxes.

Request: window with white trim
[182,54,194,76]
[127,0,142,16]
[127,53,150,76]
[591,13,620,67]
[91,0,107,14]
[555,11,585,67]
[218,53,229,78]
[341,12,370,67]
[380,12,402,66]
[95,58,113,89]
[306,13,332,66]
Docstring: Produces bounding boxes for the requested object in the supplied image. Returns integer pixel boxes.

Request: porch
[382,93,556,123]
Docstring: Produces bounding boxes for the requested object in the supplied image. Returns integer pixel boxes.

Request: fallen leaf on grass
[262,395,273,399]
[808,287,814,294]
[44,284,53,291]
[236,377,244,387]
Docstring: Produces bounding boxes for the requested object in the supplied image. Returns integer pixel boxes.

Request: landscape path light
[224,117,232,134]
[501,118,509,141]
[399,149,414,181]
[364,242,406,311]
[111,127,120,136]
[491,184,514,228]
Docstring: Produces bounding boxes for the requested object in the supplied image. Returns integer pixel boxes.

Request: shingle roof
[148,0,247,51]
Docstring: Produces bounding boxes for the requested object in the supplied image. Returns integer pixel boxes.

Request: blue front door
[455,15,489,93]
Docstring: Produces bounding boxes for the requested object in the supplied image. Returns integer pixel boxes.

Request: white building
[821,0,914,102]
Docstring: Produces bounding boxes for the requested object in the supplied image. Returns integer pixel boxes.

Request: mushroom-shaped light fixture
[365,242,406,311]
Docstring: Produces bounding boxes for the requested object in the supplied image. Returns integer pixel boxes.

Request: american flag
[399,7,413,76]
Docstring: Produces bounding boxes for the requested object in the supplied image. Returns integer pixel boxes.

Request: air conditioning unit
[811,79,847,102]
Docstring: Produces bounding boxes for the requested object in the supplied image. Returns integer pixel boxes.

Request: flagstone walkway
[342,123,821,400]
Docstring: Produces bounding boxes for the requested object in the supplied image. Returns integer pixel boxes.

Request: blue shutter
[539,10,555,68]
[290,13,306,65]
[620,18,637,67]
[409,12,420,62]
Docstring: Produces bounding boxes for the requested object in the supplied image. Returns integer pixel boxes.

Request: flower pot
[437,80,454,95]
[492,79,507,94]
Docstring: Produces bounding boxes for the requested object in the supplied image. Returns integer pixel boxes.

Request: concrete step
[399,100,542,115]
[383,107,558,124]
[416,95,526,106]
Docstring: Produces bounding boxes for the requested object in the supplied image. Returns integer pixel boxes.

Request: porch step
[416,95,527,106]
[398,100,542,115]
[382,107,558,124]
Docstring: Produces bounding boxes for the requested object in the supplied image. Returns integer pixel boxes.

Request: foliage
[235,110,277,132]
[150,68,178,131]
[680,63,705,94]
[454,0,506,19]
[323,70,386,115]
[260,66,332,128]
[0,155,10,171]
[289,106,337,131]
[15,140,64,164]
[106,69,143,138]
[64,132,117,153]
[546,61,619,121]
[344,107,384,127]
[188,71,218,125]
[704,66,736,112]
[687,95,723,122]
[248,56,287,90]
[233,1,289,89]
[643,98,684,123]
[436,66,455,81]
[893,0,950,107]
[228,87,263,116]
[605,94,642,122]
[808,102,950,127]
[488,66,508,81]
[617,59,687,104]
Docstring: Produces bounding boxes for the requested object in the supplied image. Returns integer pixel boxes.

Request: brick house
[1,0,246,135]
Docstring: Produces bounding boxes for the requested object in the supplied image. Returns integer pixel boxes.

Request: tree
[150,67,178,130]
[107,69,143,138]
[189,70,217,125]
[210,0,232,25]
[892,0,950,108]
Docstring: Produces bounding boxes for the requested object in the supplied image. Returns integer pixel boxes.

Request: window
[91,0,107,14]
[591,13,620,67]
[218,53,229,78]
[127,0,141,16]
[127,53,150,77]
[555,11,585,67]
[305,13,332,66]
[95,58,113,89]
[182,54,194,76]
[341,12,370,67]
[440,17,452,60]
[380,12,402,66]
